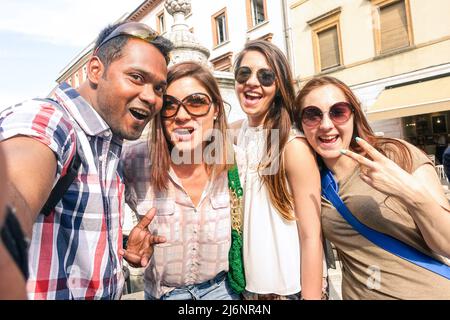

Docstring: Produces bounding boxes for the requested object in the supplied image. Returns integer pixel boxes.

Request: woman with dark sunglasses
[294,76,450,299]
[120,62,240,300]
[232,40,324,300]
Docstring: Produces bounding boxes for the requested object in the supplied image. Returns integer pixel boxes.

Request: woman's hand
[340,137,419,199]
[341,137,450,257]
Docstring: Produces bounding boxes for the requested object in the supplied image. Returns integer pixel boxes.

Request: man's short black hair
[93,21,173,70]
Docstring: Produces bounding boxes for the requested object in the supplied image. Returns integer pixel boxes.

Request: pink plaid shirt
[122,140,231,298]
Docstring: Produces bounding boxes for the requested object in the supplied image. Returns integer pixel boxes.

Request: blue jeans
[145,272,240,300]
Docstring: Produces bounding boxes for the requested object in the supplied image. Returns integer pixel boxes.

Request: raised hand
[119,208,166,268]
[340,137,419,199]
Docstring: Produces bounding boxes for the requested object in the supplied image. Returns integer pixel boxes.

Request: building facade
[289,0,450,163]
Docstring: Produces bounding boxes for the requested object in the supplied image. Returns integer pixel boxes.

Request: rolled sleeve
[0,100,77,183]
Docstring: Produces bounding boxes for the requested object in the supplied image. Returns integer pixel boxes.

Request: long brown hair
[234,40,296,220]
[150,61,233,191]
[294,76,413,172]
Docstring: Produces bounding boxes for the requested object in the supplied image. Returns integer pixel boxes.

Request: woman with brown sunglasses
[231,40,324,300]
[294,76,450,299]
[121,62,240,300]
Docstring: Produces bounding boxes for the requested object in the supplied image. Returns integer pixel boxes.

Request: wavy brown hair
[234,40,296,220]
[150,62,233,191]
[294,76,413,172]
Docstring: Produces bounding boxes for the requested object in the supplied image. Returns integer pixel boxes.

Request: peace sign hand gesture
[340,137,419,199]
[119,208,166,268]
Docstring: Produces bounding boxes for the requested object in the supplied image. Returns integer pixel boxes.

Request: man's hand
[119,208,166,268]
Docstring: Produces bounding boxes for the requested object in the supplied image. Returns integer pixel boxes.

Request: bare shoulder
[285,136,315,157]
[284,137,317,172]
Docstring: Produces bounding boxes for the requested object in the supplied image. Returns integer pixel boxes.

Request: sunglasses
[234,66,276,87]
[94,22,170,64]
[301,102,354,127]
[162,93,213,118]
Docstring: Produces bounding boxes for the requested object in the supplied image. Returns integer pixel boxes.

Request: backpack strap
[321,167,450,280]
[34,98,82,216]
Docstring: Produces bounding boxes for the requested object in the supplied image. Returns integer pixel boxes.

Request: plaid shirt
[122,140,231,299]
[0,83,125,300]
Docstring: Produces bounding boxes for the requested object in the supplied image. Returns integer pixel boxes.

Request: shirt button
[99,155,105,162]
[104,131,111,137]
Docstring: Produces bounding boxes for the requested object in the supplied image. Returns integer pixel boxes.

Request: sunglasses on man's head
[301,102,354,127]
[94,22,170,64]
[162,93,213,118]
[234,66,276,87]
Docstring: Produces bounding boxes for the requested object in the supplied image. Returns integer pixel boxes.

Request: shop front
[402,111,449,164]
[366,75,450,165]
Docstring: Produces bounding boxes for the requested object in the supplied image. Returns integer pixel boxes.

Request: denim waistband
[196,271,227,289]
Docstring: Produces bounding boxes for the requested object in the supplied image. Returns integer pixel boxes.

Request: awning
[366,76,450,122]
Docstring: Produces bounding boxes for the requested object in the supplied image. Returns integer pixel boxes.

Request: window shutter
[380,1,409,52]
[318,26,340,70]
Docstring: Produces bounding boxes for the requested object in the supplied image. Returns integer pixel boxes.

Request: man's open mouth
[129,108,149,121]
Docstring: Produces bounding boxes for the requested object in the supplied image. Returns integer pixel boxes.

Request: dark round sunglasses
[162,93,213,118]
[234,66,276,87]
[301,102,354,127]
[94,22,170,64]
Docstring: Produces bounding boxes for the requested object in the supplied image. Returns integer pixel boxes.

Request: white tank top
[236,120,303,295]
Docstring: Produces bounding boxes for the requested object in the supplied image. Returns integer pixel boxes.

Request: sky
[0,0,144,109]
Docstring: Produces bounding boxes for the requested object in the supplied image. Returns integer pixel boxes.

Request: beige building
[289,0,450,164]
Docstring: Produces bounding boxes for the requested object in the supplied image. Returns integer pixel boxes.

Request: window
[372,0,413,54]
[212,8,229,47]
[157,11,166,34]
[432,115,447,134]
[317,27,340,70]
[308,8,343,72]
[82,66,87,82]
[72,74,78,88]
[247,0,267,29]
[211,52,233,72]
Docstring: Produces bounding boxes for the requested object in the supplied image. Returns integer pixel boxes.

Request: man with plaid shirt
[0,22,172,299]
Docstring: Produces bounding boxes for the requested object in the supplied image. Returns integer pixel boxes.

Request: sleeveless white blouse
[236,119,304,295]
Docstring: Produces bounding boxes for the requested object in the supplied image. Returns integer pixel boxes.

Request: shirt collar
[54,82,114,138]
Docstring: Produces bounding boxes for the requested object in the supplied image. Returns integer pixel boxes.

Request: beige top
[122,140,231,299]
[322,140,450,300]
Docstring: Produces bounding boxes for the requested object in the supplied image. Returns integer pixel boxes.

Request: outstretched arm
[0,145,27,299]
[284,138,323,299]
[1,137,57,238]
[342,138,450,258]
